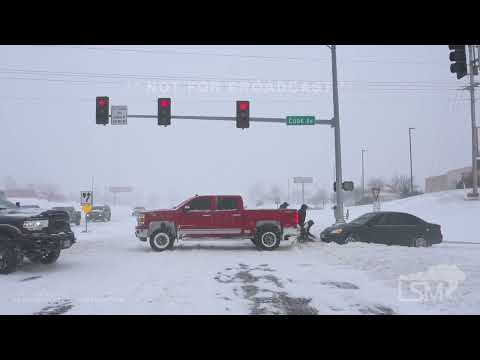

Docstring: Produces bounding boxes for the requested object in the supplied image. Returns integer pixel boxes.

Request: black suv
[52,206,81,226]
[86,205,111,222]
[0,205,76,274]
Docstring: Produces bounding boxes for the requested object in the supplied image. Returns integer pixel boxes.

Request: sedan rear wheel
[411,236,429,248]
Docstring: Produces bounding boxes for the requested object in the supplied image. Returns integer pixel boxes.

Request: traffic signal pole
[468,45,479,197]
[330,45,345,224]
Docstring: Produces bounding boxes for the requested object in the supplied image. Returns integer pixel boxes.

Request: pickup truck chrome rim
[153,233,170,249]
[261,232,277,248]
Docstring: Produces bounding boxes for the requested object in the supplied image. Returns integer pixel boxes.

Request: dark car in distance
[320,211,442,247]
[52,207,81,226]
[86,205,111,222]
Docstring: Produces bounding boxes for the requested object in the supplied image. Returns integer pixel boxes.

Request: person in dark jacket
[298,204,308,227]
[279,202,289,209]
[297,204,315,242]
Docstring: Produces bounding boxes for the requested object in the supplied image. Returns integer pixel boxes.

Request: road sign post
[293,177,313,204]
[109,186,133,206]
[81,191,93,233]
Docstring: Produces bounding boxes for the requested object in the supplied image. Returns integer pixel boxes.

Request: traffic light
[96,96,109,125]
[343,181,354,192]
[236,101,250,129]
[334,181,354,192]
[158,98,171,126]
[449,45,468,80]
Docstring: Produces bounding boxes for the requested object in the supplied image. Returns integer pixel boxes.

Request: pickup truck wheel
[29,243,62,265]
[0,239,18,275]
[150,230,174,252]
[255,226,281,251]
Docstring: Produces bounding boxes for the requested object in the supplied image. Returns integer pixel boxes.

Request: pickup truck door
[213,196,243,237]
[178,196,215,238]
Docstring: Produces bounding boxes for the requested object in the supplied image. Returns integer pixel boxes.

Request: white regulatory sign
[80,191,93,205]
[111,105,128,125]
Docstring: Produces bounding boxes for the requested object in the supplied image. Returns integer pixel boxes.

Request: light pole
[408,127,415,194]
[468,45,479,197]
[361,149,367,197]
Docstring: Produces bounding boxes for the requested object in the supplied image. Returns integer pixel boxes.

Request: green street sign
[286,116,316,126]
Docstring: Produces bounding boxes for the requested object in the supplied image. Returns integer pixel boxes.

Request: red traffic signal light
[96,96,109,125]
[236,100,250,129]
[239,101,249,111]
[158,98,171,126]
[97,98,106,107]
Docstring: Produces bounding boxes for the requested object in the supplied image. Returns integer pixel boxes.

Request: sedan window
[350,212,378,225]
[388,213,421,226]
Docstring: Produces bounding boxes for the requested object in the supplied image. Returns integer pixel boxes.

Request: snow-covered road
[1,190,479,315]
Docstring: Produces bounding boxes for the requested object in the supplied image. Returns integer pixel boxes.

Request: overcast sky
[0,45,474,205]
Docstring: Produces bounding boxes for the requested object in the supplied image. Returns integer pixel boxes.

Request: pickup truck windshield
[173,198,194,210]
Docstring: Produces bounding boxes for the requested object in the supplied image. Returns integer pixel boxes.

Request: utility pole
[408,128,415,194]
[468,45,479,198]
[361,149,367,197]
[330,45,345,224]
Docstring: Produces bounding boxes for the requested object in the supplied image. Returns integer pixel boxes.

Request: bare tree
[248,181,267,204]
[267,184,283,205]
[390,175,410,195]
[367,177,385,190]
[309,187,327,208]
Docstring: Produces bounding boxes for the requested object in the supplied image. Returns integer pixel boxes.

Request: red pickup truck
[135,195,299,251]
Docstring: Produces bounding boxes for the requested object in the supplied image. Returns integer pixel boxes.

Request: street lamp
[409,127,415,194]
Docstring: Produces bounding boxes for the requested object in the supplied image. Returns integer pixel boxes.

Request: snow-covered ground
[1,189,479,315]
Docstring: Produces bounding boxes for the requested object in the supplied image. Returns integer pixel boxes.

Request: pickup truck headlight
[138,214,145,226]
[330,228,344,235]
[23,219,49,231]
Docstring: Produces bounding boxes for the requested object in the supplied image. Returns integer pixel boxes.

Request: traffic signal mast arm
[107,113,334,125]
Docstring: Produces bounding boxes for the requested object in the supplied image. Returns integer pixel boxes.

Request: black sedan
[86,205,111,222]
[320,211,442,247]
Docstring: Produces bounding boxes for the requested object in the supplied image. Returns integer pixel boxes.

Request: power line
[32,45,446,65]
[0,66,459,86]
[0,68,457,91]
